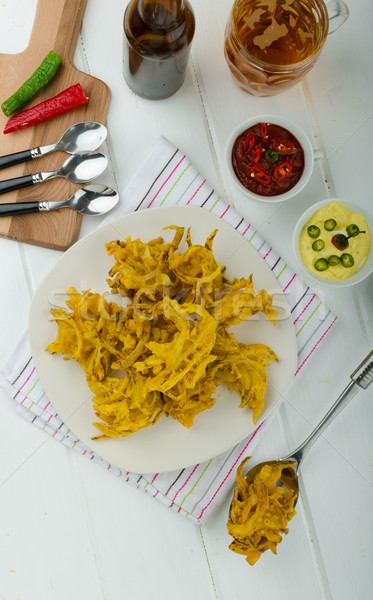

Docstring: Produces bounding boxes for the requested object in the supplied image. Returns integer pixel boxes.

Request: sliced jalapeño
[328,255,341,266]
[307,225,321,239]
[324,219,337,231]
[314,258,329,271]
[341,253,354,268]
[312,239,325,251]
[346,224,359,237]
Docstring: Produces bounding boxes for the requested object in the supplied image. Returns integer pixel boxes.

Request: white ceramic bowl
[293,198,373,287]
[225,114,321,203]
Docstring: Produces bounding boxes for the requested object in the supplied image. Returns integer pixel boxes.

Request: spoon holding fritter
[234,349,373,506]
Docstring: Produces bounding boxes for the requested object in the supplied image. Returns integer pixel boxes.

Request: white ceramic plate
[29,206,297,473]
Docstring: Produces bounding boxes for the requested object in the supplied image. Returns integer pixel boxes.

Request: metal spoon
[233,350,373,506]
[0,184,118,217]
[0,122,107,170]
[0,152,108,196]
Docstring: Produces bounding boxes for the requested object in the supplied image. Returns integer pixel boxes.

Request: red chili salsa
[231,122,305,197]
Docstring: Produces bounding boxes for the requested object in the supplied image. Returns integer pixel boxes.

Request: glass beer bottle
[123,0,195,100]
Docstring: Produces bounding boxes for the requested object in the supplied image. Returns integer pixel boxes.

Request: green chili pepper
[333,228,366,251]
[324,219,336,231]
[314,258,329,272]
[264,148,279,163]
[341,253,354,268]
[328,255,341,266]
[312,239,325,251]
[346,224,359,237]
[1,50,62,116]
[307,225,321,239]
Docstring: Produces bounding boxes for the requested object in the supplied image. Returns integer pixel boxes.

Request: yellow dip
[299,201,371,280]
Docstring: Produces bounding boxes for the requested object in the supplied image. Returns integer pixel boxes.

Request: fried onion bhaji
[47,227,279,439]
[228,457,297,565]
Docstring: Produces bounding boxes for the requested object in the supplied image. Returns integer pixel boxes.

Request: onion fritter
[47,227,279,439]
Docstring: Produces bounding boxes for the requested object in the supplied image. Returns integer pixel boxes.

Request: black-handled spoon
[0,152,108,195]
[0,122,107,170]
[0,183,118,217]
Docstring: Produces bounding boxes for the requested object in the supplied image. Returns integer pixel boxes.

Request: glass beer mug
[224,0,349,96]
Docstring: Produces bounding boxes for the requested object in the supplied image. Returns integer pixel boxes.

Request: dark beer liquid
[123,0,195,100]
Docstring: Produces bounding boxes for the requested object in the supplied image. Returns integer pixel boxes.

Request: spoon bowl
[62,184,119,215]
[57,152,108,183]
[47,121,107,156]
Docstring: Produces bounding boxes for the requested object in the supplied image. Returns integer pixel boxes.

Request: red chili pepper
[260,122,268,140]
[273,161,293,181]
[4,83,88,133]
[272,140,296,154]
[251,144,262,163]
[250,164,271,187]
[243,133,255,153]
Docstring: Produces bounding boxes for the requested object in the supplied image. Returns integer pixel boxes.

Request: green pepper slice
[312,239,325,251]
[324,219,337,231]
[346,224,359,237]
[314,258,329,271]
[341,253,354,268]
[1,50,62,116]
[328,255,341,266]
[307,225,321,239]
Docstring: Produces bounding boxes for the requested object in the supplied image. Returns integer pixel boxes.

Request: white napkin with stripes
[0,136,337,525]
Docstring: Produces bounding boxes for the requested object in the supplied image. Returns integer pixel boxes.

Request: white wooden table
[0,1,372,599]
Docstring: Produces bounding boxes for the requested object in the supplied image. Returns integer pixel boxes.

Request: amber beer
[123,0,195,100]
[224,0,330,96]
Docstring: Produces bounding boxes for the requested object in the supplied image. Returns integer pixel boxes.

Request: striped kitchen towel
[0,136,337,525]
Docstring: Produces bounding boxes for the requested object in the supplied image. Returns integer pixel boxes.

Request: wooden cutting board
[0,0,111,250]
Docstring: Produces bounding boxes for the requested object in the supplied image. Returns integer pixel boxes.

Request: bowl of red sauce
[226,115,320,203]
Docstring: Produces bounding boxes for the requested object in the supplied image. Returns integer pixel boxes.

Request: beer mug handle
[325,0,349,34]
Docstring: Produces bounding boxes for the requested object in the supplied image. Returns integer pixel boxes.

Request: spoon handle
[0,142,60,170]
[351,349,373,388]
[0,174,37,195]
[0,201,40,217]
[284,349,373,467]
[0,150,34,170]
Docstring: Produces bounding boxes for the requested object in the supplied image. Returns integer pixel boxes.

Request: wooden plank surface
[0,0,111,250]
